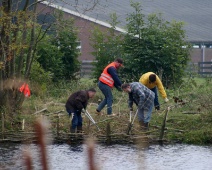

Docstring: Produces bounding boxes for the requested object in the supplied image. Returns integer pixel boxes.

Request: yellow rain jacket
[139,72,167,98]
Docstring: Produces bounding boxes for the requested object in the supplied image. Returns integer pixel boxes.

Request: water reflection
[0,143,212,170]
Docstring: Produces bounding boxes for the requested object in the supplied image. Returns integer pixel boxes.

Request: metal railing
[198,62,212,75]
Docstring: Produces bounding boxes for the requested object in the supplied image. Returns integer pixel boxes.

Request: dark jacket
[65,90,89,112]
[107,66,122,89]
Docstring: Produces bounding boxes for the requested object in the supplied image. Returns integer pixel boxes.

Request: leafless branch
[27,0,48,9]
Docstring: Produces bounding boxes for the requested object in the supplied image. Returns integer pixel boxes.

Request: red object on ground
[19,83,31,97]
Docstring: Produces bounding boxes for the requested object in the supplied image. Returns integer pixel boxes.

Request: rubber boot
[144,122,149,131]
[70,128,76,133]
[77,126,83,133]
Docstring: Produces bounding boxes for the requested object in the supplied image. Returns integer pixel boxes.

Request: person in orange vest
[139,72,169,110]
[96,58,123,116]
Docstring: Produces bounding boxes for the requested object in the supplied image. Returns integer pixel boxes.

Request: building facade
[38,1,212,66]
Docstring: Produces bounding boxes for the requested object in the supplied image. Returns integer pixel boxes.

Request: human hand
[81,109,86,113]
[129,107,133,111]
[165,98,169,102]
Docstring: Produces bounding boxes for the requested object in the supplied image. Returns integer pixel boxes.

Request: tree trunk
[17,0,30,78]
[25,1,37,79]
[17,21,27,78]
[0,0,27,114]
[0,0,11,108]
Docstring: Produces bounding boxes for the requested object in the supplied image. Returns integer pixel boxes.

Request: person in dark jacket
[96,58,123,116]
[65,88,96,133]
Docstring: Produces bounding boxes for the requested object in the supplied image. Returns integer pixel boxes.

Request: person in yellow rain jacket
[139,72,169,110]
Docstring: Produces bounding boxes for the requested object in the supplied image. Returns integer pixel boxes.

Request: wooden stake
[2,113,4,139]
[22,119,25,130]
[106,122,111,145]
[87,119,91,133]
[159,107,170,141]
[57,115,59,137]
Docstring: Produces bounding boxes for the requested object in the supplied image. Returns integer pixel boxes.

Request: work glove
[68,111,74,117]
[164,98,169,102]
[155,106,160,111]
[81,109,86,113]
[69,113,74,121]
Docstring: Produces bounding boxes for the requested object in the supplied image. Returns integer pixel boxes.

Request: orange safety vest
[19,83,31,97]
[99,62,116,88]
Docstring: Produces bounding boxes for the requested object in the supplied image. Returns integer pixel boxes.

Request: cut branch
[33,108,48,115]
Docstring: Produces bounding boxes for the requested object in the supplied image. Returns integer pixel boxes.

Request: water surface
[0,143,212,170]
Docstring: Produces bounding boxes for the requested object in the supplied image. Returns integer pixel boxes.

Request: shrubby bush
[29,61,52,96]
[36,12,80,82]
[90,13,124,82]
[91,2,191,87]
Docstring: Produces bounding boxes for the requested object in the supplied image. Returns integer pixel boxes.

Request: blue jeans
[150,87,159,107]
[97,81,113,115]
[66,109,82,129]
[137,104,154,123]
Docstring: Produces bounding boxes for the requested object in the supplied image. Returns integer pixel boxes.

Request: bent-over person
[65,88,96,133]
[139,72,169,110]
[121,82,155,130]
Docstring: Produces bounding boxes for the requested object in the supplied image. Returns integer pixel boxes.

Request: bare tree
[0,0,101,116]
[0,0,39,115]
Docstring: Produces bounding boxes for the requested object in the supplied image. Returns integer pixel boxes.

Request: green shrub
[29,61,52,96]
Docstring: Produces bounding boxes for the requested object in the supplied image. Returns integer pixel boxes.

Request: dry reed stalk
[23,150,33,170]
[34,118,49,170]
[86,138,99,170]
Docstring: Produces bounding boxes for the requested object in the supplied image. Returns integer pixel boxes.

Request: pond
[0,142,212,170]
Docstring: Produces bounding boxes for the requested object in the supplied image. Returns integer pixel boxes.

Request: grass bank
[1,77,212,145]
